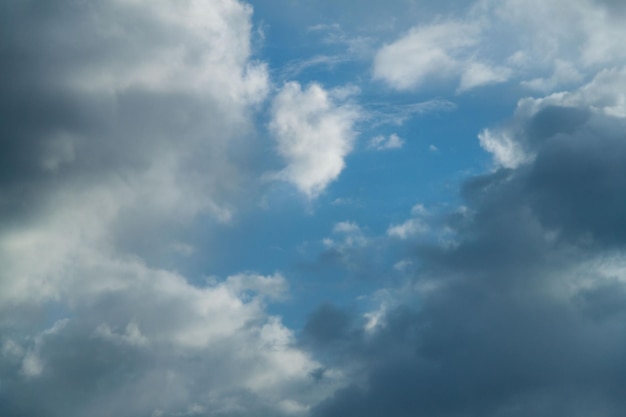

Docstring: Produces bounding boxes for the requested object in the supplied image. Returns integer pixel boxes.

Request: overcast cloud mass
[2,0,626,416]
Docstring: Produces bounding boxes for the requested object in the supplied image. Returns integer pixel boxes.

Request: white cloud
[458,62,512,92]
[372,0,626,94]
[269,82,361,198]
[521,59,583,92]
[558,67,626,118]
[373,21,480,90]
[387,218,427,239]
[3,259,329,415]
[329,221,368,249]
[69,0,269,106]
[367,133,404,151]
[478,128,531,169]
[387,204,431,240]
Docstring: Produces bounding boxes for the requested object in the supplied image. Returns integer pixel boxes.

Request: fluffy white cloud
[1,261,329,416]
[478,128,530,169]
[68,0,269,105]
[269,82,361,198]
[373,0,626,93]
[373,21,481,90]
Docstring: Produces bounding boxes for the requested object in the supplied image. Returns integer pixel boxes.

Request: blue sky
[3,0,626,416]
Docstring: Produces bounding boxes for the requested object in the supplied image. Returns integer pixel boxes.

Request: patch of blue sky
[183,0,533,329]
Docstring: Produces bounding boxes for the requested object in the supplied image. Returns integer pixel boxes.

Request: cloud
[0,0,274,306]
[367,134,404,151]
[521,59,584,92]
[386,219,427,239]
[373,21,482,90]
[0,265,328,417]
[330,221,369,249]
[365,99,456,127]
[333,221,361,234]
[279,54,354,80]
[4,0,626,415]
[269,82,361,198]
[386,204,430,239]
[478,128,531,169]
[306,62,626,417]
[372,0,626,93]
[479,67,626,168]
[457,61,512,92]
[0,0,339,415]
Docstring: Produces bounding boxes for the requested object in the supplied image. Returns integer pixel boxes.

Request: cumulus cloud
[372,0,626,93]
[305,67,626,417]
[373,21,484,90]
[480,67,626,168]
[269,82,361,198]
[0,265,328,417]
[0,0,273,305]
[0,0,338,415]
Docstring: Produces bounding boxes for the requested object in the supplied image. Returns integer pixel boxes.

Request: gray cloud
[307,88,626,416]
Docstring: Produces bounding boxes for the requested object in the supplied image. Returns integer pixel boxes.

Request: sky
[2,0,626,416]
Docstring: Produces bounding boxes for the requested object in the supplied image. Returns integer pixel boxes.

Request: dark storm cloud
[308,105,626,417]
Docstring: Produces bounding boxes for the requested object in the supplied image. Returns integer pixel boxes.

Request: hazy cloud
[367,134,404,151]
